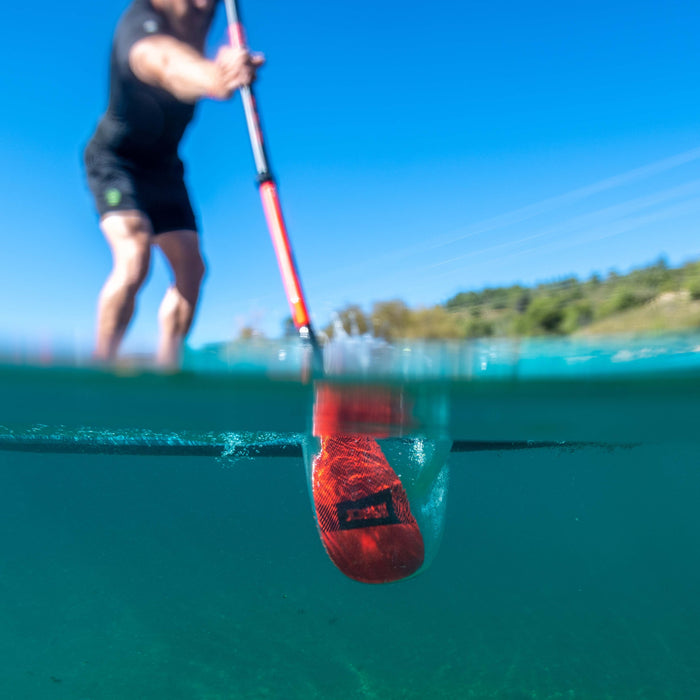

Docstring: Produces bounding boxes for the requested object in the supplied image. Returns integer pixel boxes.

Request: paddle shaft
[223,0,322,369]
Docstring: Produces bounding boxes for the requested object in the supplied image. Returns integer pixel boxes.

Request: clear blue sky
[2,0,700,354]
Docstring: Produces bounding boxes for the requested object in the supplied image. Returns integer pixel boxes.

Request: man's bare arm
[129,35,264,102]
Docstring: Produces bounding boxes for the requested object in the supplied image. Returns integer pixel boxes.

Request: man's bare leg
[155,229,206,367]
[95,212,153,361]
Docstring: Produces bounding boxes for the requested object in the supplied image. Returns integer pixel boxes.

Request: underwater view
[1,335,699,699]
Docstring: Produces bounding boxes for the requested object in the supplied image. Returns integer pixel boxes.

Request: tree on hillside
[371,300,412,340]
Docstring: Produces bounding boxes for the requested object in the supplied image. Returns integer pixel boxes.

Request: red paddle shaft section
[259,181,311,329]
[228,21,246,50]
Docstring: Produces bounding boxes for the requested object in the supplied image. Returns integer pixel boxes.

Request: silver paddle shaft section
[223,0,272,182]
[240,85,270,180]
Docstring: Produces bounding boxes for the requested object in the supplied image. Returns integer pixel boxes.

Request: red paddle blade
[312,434,424,584]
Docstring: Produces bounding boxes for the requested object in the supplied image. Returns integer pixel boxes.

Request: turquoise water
[1,336,699,698]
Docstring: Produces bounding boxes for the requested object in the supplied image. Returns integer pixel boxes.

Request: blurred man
[84,0,264,365]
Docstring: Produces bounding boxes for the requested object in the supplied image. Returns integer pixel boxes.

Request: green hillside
[323,257,700,341]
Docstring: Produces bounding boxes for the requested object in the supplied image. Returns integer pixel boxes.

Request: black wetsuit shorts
[84,146,197,234]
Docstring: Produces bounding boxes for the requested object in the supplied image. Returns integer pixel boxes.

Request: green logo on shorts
[105,187,122,207]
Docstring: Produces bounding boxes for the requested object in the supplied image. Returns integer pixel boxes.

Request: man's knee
[112,246,151,293]
[177,252,206,299]
[156,229,206,293]
[101,212,153,292]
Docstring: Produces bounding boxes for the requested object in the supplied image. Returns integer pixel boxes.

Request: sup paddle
[223,0,322,372]
[224,0,424,583]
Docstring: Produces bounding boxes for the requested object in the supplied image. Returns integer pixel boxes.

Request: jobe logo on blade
[336,488,400,530]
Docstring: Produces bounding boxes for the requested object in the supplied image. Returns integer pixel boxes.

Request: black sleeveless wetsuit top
[88,0,197,167]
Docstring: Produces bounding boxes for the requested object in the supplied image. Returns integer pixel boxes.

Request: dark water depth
[1,440,699,699]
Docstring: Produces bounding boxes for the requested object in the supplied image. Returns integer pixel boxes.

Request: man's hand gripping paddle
[224,0,424,583]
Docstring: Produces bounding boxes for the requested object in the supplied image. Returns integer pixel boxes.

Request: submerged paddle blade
[312,434,424,584]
